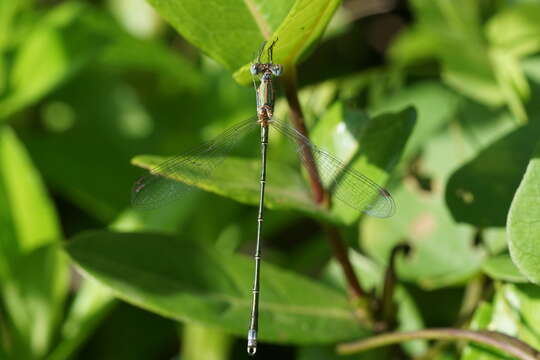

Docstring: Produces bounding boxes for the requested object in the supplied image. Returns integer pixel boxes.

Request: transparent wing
[270,119,395,218]
[132,117,259,209]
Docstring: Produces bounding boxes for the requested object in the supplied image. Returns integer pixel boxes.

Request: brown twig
[337,328,540,360]
[379,243,410,328]
[324,225,364,299]
[281,66,365,301]
[281,66,326,205]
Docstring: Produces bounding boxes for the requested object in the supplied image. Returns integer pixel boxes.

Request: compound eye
[271,65,283,76]
[250,64,258,75]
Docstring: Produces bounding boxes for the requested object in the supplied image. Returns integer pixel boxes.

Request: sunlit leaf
[146,0,294,71]
[233,0,343,84]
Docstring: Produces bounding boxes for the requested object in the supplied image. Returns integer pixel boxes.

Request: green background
[1,0,540,359]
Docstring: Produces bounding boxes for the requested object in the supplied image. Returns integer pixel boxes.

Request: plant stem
[379,243,410,328]
[337,328,540,360]
[324,225,364,299]
[281,66,325,204]
[281,66,365,301]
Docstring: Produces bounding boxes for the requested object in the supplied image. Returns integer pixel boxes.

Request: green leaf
[446,121,539,227]
[508,140,540,284]
[0,126,68,358]
[66,230,369,344]
[482,254,528,283]
[233,0,342,84]
[146,0,293,71]
[0,127,60,253]
[0,2,111,120]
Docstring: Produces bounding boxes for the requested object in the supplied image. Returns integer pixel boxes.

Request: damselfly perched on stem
[132,39,395,356]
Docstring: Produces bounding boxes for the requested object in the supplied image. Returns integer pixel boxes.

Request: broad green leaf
[0,2,111,120]
[508,140,540,284]
[0,126,68,358]
[66,230,369,344]
[446,120,539,227]
[482,254,528,283]
[462,284,540,360]
[233,0,342,84]
[146,0,294,71]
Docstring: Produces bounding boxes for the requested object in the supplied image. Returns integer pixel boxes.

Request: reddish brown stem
[324,225,365,299]
[380,243,410,327]
[281,67,325,204]
[281,67,365,301]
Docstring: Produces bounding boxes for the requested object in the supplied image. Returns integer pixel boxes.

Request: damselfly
[132,40,395,356]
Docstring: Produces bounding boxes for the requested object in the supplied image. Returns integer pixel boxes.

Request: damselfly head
[251,62,283,78]
[252,38,281,77]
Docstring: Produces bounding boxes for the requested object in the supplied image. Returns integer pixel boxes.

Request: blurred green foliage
[1,0,540,359]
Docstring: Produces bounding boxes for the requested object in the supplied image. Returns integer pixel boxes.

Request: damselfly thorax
[251,45,282,126]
